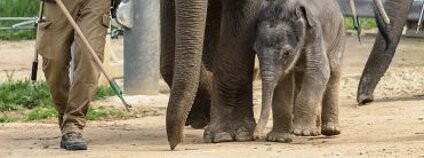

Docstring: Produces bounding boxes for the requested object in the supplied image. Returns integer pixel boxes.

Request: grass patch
[94,85,116,100]
[0,80,50,111]
[0,0,39,40]
[0,79,124,122]
[86,106,125,121]
[0,114,15,123]
[26,105,57,121]
[344,17,377,31]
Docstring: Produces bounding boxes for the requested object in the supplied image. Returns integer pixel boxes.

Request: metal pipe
[0,17,36,21]
[0,27,34,30]
[123,0,160,95]
[417,1,424,33]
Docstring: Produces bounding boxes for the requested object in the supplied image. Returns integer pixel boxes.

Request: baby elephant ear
[295,6,316,28]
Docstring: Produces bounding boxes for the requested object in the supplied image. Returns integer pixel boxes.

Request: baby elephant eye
[280,45,293,57]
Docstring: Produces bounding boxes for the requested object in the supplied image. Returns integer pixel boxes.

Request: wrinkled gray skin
[160,0,261,150]
[357,0,413,105]
[254,0,345,142]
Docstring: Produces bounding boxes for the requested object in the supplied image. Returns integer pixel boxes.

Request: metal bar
[0,17,36,21]
[12,20,35,29]
[0,27,34,30]
[417,1,424,32]
[123,0,160,95]
[337,0,422,20]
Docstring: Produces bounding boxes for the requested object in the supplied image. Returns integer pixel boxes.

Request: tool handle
[56,0,131,111]
[31,1,44,82]
[55,0,113,81]
[31,61,39,81]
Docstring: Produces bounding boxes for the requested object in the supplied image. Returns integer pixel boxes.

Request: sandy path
[0,36,424,157]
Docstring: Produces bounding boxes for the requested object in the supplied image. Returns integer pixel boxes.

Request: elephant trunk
[255,62,276,135]
[357,0,413,105]
[167,0,208,150]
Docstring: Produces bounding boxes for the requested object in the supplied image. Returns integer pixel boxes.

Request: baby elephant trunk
[255,68,276,135]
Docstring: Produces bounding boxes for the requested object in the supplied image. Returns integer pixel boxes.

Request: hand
[41,0,56,3]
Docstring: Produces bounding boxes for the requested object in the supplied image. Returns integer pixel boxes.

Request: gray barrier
[337,0,423,20]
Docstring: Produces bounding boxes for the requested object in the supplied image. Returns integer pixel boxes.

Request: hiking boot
[60,132,87,150]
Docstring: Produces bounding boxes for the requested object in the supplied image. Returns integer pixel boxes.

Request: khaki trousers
[36,0,111,134]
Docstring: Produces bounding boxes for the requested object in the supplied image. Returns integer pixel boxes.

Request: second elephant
[161,0,262,149]
[357,0,414,105]
[254,0,345,142]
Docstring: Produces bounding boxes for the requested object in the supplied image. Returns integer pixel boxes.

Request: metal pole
[0,17,36,21]
[124,0,160,95]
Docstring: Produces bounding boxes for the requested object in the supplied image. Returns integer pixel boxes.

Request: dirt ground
[0,36,424,158]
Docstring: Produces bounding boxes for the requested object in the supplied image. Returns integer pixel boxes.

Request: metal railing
[337,0,423,20]
[0,17,39,30]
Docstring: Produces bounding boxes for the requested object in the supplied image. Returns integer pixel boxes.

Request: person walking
[36,0,111,150]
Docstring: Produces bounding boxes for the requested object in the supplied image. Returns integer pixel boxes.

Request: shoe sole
[60,141,87,150]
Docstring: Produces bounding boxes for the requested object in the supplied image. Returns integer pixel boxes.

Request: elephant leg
[204,0,260,143]
[185,0,222,129]
[322,31,344,136]
[357,0,413,105]
[321,70,341,136]
[186,82,211,129]
[292,54,330,136]
[266,72,295,143]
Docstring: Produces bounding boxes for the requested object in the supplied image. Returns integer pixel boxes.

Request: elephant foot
[185,90,211,129]
[357,93,374,105]
[186,112,209,129]
[321,123,341,136]
[265,131,293,143]
[204,121,255,143]
[292,117,320,136]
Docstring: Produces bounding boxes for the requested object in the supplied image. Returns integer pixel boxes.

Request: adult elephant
[160,0,262,150]
[357,0,414,105]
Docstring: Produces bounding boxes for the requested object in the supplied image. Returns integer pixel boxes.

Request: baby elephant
[254,0,345,142]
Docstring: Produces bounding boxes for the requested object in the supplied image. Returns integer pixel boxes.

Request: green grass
[86,106,125,121]
[0,80,50,111]
[0,114,15,123]
[26,105,57,120]
[344,17,377,31]
[94,85,116,100]
[0,79,125,122]
[0,0,39,40]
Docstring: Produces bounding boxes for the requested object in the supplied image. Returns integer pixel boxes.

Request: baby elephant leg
[322,34,344,136]
[293,60,330,136]
[266,72,295,143]
[321,70,341,136]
